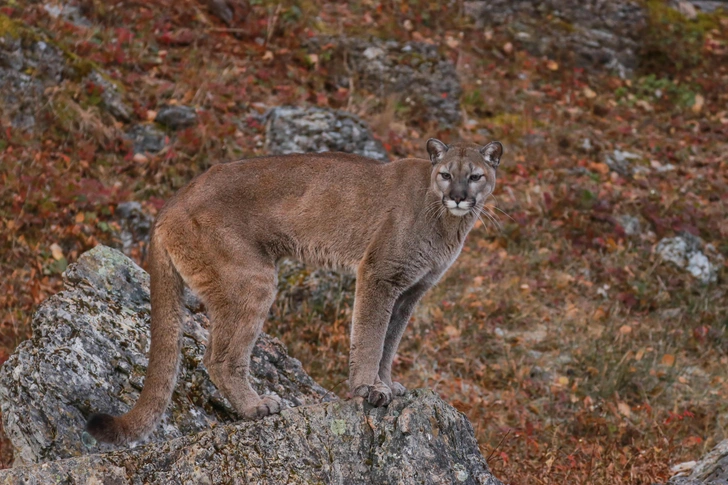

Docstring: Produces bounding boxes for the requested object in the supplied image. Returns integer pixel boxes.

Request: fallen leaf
[546,60,559,71]
[503,42,513,55]
[662,354,676,367]
[445,36,459,49]
[50,243,64,261]
[619,325,632,335]
[583,87,597,99]
[692,94,704,114]
[617,401,631,417]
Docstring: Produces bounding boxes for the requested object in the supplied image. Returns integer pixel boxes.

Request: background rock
[126,124,166,154]
[155,104,198,130]
[0,390,502,485]
[464,0,647,77]
[85,71,132,122]
[0,246,331,466]
[265,106,390,162]
[307,37,462,127]
[0,33,68,131]
[114,202,154,257]
[655,232,723,284]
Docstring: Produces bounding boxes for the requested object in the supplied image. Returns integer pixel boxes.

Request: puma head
[426,138,503,217]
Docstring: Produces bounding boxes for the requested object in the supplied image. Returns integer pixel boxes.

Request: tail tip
[86,413,122,445]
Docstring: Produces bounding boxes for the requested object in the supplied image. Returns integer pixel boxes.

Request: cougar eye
[440,172,451,180]
[469,174,483,182]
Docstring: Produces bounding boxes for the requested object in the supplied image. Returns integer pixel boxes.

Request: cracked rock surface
[0,390,502,485]
[0,245,330,466]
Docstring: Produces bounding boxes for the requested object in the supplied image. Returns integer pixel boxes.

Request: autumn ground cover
[1,1,727,483]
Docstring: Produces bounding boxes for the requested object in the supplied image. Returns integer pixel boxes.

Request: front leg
[349,269,408,407]
[378,276,436,396]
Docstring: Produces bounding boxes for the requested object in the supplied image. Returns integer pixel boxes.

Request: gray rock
[43,2,92,28]
[0,34,68,131]
[0,24,127,131]
[0,246,331,466]
[155,104,198,130]
[307,37,462,127]
[689,1,728,13]
[655,233,723,284]
[85,71,132,122]
[667,439,728,484]
[465,0,646,77]
[616,215,641,236]
[115,202,154,257]
[265,106,390,162]
[605,149,641,176]
[0,390,503,485]
[127,124,166,154]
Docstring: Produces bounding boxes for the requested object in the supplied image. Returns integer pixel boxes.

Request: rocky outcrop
[0,17,132,131]
[306,37,462,127]
[667,439,728,485]
[0,31,68,131]
[0,246,503,484]
[0,246,330,466]
[465,0,647,77]
[0,390,502,485]
[265,106,390,162]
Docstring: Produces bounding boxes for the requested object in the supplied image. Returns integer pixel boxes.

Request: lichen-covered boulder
[0,245,330,466]
[0,390,504,485]
[265,106,390,162]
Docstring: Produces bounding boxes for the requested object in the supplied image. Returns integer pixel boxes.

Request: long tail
[86,230,184,445]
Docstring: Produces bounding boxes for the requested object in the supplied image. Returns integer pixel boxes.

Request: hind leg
[202,260,281,419]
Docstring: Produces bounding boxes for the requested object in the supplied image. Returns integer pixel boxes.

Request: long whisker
[485,194,517,224]
[485,211,503,232]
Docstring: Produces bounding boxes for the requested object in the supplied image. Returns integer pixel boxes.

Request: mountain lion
[86,138,503,445]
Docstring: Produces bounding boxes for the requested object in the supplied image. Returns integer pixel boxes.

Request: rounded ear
[426,138,449,164]
[479,141,503,168]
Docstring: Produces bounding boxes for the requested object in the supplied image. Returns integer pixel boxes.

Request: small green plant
[614,74,699,109]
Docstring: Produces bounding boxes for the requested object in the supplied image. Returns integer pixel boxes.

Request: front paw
[390,381,407,396]
[353,381,393,407]
[241,394,283,420]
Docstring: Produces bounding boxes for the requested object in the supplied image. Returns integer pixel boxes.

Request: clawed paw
[242,394,283,420]
[390,381,407,396]
[353,382,393,407]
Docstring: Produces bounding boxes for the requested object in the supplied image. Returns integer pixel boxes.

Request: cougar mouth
[444,198,473,217]
[448,208,470,217]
